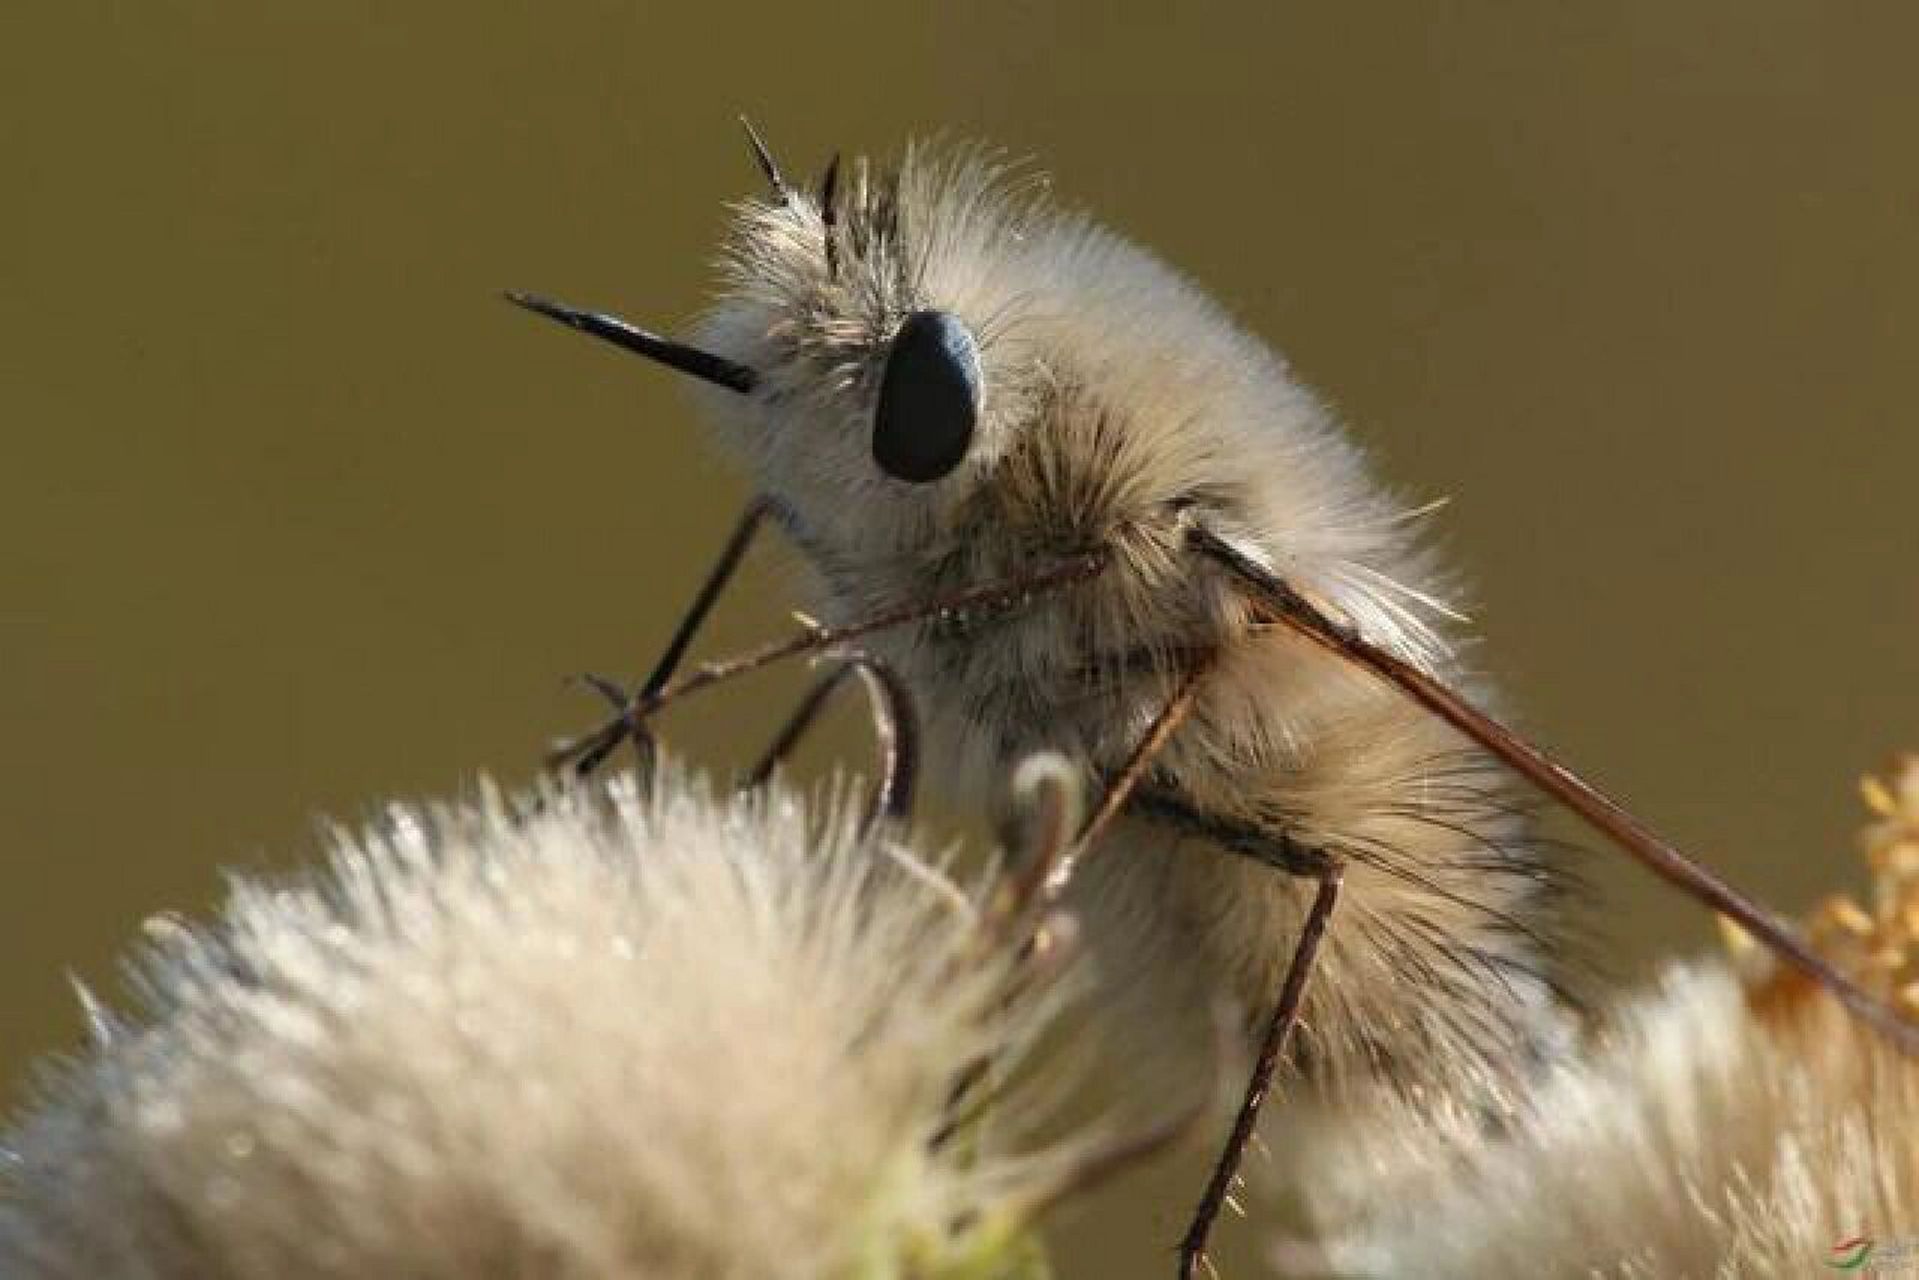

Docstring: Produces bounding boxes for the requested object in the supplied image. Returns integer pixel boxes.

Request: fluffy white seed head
[687,143,1568,1122]
[1281,963,1919,1278]
[1278,761,1919,1277]
[0,772,1083,1280]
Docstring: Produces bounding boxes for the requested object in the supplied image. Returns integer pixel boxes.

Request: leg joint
[1132,789,1337,878]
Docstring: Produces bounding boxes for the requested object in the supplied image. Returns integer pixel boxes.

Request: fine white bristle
[1279,759,1919,1277]
[1280,962,1919,1278]
[0,771,1082,1279]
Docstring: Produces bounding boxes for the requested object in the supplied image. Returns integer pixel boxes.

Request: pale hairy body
[689,146,1569,1109]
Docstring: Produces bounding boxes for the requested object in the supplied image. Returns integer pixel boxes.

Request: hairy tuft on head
[0,771,1083,1280]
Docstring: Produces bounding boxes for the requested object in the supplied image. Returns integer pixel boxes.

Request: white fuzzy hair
[686,144,1569,1125]
[0,773,1078,1279]
[1278,962,1918,1279]
[1278,760,1919,1278]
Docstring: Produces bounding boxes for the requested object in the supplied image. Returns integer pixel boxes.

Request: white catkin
[1277,960,1919,1279]
[0,772,1081,1280]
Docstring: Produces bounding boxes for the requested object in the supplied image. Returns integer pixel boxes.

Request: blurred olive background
[5,4,1918,1275]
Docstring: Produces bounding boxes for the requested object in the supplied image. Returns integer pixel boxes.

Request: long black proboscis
[504,291,758,394]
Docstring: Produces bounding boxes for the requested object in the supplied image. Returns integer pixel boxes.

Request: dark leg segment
[1178,856,1344,1280]
[1188,518,1919,1057]
[553,545,1109,775]
[1022,659,1212,909]
[740,654,919,834]
[558,499,770,776]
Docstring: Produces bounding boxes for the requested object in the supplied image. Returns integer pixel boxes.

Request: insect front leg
[551,498,772,778]
[738,652,919,835]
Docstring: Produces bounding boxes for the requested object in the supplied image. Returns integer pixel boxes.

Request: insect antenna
[737,115,790,204]
[819,152,842,278]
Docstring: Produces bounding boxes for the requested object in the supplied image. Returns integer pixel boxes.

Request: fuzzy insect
[509,124,1919,1277]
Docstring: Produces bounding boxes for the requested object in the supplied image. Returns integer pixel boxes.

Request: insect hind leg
[1132,791,1344,1280]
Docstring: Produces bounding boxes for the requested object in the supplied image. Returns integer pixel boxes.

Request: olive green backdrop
[5,4,1917,1275]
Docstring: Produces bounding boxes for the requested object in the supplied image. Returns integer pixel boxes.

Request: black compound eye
[872,310,982,484]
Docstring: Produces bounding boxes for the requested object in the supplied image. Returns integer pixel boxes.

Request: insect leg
[1015,658,1214,906]
[564,671,660,790]
[1126,789,1349,1270]
[739,653,919,834]
[1181,851,1343,1280]
[556,544,1104,792]
[1187,520,1919,1055]
[638,498,773,699]
[636,549,1109,716]
[552,498,771,777]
